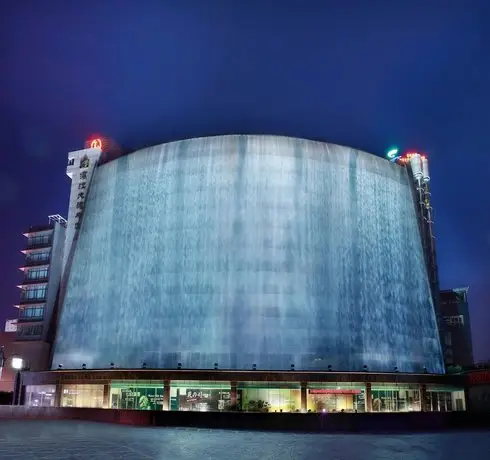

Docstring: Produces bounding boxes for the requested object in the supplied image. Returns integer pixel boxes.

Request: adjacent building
[14,215,66,372]
[440,287,474,368]
[0,320,18,393]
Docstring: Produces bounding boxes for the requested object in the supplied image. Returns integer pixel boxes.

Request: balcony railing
[17,315,44,323]
[19,296,47,304]
[23,257,50,267]
[25,238,52,250]
[23,224,54,235]
[20,276,49,286]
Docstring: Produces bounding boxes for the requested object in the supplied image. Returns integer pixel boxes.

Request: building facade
[52,135,444,374]
[16,136,470,413]
[21,369,466,413]
[466,366,490,411]
[15,215,66,371]
[440,288,474,368]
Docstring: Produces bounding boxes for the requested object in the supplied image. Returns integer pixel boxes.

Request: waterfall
[52,135,444,373]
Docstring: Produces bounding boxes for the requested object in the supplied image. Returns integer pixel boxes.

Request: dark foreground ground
[0,420,489,460]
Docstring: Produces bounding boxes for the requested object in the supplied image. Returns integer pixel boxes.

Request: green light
[386,147,399,159]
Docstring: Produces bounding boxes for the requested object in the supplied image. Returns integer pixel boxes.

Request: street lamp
[11,357,23,370]
[11,356,24,406]
[0,347,26,405]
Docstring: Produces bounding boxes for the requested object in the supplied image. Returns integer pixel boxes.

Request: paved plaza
[0,420,489,459]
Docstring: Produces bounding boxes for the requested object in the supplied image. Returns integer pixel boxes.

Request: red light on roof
[397,151,427,163]
[90,138,102,149]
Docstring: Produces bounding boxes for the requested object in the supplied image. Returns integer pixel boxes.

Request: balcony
[25,238,52,250]
[22,257,51,268]
[19,296,47,305]
[23,223,54,236]
[16,324,44,340]
[19,276,49,286]
[17,315,44,323]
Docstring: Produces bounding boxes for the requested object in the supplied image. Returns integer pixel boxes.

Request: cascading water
[52,135,444,373]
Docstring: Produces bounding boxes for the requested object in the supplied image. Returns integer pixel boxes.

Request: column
[54,384,62,407]
[365,383,372,412]
[162,380,171,411]
[300,382,307,412]
[230,381,237,409]
[420,384,428,412]
[103,384,110,409]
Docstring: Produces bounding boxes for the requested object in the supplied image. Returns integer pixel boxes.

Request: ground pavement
[0,420,489,459]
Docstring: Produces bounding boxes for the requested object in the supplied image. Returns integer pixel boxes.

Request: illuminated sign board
[468,371,490,385]
[308,389,361,395]
[5,319,18,332]
[386,148,399,160]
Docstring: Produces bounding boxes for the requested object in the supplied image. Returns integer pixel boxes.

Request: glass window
[25,251,50,263]
[426,386,466,412]
[27,235,51,247]
[21,286,47,301]
[26,267,49,280]
[20,305,45,319]
[371,384,421,412]
[61,384,104,408]
[110,381,164,410]
[17,324,43,337]
[239,382,301,413]
[307,383,365,413]
[444,315,465,326]
[170,381,232,412]
[25,385,56,407]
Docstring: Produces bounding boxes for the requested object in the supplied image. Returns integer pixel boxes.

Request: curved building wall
[52,135,444,373]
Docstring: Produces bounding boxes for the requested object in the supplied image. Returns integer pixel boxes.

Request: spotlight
[142,362,147,369]
[252,363,257,371]
[177,362,182,370]
[110,362,114,369]
[214,362,219,370]
[57,364,63,370]
[82,363,86,370]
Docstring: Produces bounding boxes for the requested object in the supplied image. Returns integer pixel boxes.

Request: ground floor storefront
[19,369,467,413]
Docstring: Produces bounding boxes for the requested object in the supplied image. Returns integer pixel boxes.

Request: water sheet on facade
[52,135,444,373]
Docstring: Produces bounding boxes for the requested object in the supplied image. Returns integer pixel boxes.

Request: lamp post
[0,347,25,405]
[11,356,24,406]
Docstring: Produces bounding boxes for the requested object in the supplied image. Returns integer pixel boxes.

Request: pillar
[54,383,62,407]
[162,380,171,411]
[420,384,428,412]
[103,384,110,409]
[230,381,237,408]
[300,382,307,412]
[365,382,372,412]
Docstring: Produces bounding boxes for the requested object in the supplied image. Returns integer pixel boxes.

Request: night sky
[1,1,488,361]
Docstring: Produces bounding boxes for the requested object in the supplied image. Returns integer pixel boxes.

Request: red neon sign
[90,138,102,149]
[468,371,490,385]
[308,389,361,395]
